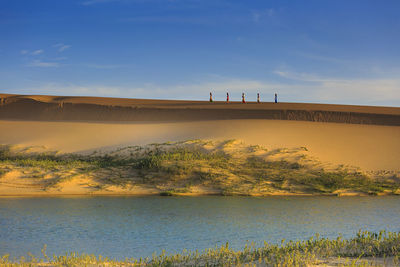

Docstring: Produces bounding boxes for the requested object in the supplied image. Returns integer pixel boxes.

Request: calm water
[1,196,400,260]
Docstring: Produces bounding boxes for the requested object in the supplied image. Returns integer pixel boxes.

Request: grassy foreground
[1,231,400,266]
[0,140,399,195]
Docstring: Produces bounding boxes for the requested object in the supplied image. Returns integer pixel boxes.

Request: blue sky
[1,0,400,106]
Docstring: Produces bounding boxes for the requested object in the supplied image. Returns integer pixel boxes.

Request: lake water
[1,196,400,260]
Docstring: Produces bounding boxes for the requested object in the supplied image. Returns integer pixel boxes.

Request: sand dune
[0,94,399,171]
[0,119,399,171]
[1,93,399,125]
[0,94,399,195]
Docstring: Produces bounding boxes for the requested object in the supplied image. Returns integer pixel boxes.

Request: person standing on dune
[210,92,213,102]
[257,93,260,103]
[275,93,278,103]
[226,92,229,103]
[242,93,246,103]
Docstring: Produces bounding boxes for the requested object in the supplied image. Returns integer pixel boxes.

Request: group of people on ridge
[209,92,278,103]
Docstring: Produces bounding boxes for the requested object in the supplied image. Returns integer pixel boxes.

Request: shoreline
[1,191,399,197]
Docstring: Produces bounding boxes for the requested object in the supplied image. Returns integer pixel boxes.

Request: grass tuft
[0,141,398,195]
[1,230,399,266]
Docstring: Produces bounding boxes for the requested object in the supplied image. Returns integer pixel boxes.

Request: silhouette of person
[226,92,229,102]
[257,93,260,103]
[210,92,213,102]
[242,93,246,103]
[274,93,278,103]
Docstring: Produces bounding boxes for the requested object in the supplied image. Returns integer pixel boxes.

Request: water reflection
[0,196,399,260]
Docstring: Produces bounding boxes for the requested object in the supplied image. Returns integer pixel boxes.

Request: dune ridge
[1,94,399,125]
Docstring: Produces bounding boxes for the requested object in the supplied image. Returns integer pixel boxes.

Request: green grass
[1,230,399,266]
[133,147,229,170]
[0,142,398,195]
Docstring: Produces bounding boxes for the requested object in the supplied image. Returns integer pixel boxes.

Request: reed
[1,230,399,266]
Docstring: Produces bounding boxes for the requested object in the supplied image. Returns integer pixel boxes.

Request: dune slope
[0,94,399,195]
[1,94,399,125]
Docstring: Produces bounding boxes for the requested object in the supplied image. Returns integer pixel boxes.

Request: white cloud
[53,57,68,61]
[315,78,400,104]
[31,49,44,55]
[252,8,274,22]
[17,73,400,106]
[273,70,400,105]
[273,70,326,82]
[27,60,59,68]
[294,52,348,64]
[54,43,71,52]
[20,50,28,55]
[85,63,121,69]
[59,45,71,52]
[120,15,211,25]
[22,80,275,101]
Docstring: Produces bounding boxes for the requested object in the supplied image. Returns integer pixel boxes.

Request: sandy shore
[0,94,399,196]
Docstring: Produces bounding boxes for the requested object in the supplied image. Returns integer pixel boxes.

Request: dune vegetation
[1,230,400,266]
[0,139,399,196]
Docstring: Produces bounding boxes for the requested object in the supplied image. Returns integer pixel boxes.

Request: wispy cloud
[20,49,45,56]
[252,8,275,22]
[120,15,211,25]
[54,43,71,52]
[23,79,278,101]
[273,70,327,82]
[27,60,59,68]
[294,52,349,64]
[85,63,121,69]
[272,70,400,105]
[53,57,68,61]
[13,69,400,106]
[312,78,400,104]
[21,73,400,106]
[31,49,44,55]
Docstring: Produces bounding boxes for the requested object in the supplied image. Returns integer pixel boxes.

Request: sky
[1,0,400,106]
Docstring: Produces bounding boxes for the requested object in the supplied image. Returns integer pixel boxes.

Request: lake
[1,196,400,260]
